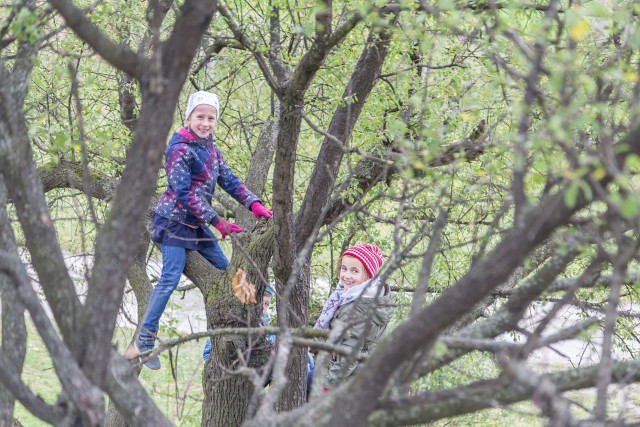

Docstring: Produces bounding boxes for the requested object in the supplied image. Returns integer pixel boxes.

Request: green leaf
[564,183,579,209]
[53,132,69,149]
[620,197,640,219]
[431,341,448,359]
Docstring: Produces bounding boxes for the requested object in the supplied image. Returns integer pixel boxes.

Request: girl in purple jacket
[125,91,272,370]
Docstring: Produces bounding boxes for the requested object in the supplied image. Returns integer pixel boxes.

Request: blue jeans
[139,243,229,346]
[203,338,212,361]
[307,352,315,401]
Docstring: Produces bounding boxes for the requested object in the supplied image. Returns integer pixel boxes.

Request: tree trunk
[202,296,259,427]
[201,295,272,427]
[276,260,310,411]
[0,290,26,425]
[105,228,152,427]
[104,400,127,427]
[0,177,27,426]
[202,224,274,426]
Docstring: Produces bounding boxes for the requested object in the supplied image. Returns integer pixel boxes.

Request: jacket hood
[169,127,213,147]
[350,278,393,325]
[370,288,393,325]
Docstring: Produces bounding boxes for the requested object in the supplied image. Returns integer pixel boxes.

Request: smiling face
[339,255,370,289]
[262,292,273,314]
[186,104,218,138]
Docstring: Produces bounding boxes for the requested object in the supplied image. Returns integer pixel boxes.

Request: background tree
[2,1,640,426]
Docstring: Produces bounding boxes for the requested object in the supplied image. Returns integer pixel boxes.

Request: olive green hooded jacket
[322,285,393,389]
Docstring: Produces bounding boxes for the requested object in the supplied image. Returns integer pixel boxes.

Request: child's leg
[306,352,315,401]
[202,338,212,361]
[139,245,187,345]
[198,243,230,271]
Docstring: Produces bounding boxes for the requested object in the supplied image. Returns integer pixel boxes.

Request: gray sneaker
[125,337,161,370]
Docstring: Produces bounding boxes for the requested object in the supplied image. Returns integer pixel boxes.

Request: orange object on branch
[232,268,257,304]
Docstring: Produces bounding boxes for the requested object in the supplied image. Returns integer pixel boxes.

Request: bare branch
[0,353,65,425]
[410,209,448,316]
[67,64,99,227]
[373,358,640,426]
[441,317,599,353]
[217,2,283,95]
[0,250,104,425]
[596,236,640,419]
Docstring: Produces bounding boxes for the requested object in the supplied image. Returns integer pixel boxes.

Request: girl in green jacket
[314,244,393,391]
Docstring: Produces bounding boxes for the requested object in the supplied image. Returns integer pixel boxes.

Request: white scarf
[314,278,382,330]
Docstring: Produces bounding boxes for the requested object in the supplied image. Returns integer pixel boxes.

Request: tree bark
[0,177,27,426]
[202,221,275,426]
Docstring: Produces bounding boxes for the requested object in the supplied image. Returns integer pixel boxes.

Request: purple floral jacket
[154,127,260,227]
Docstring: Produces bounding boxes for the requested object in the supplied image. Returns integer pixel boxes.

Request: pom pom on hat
[342,244,384,278]
[185,91,219,121]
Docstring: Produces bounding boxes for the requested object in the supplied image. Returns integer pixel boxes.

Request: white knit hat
[185,91,219,121]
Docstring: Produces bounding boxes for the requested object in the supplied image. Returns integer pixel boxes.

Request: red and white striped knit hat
[342,244,384,278]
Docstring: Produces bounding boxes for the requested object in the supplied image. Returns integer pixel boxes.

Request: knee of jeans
[219,258,230,271]
[149,275,180,298]
[155,279,180,294]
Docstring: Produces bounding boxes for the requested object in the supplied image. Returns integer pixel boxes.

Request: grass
[430,403,543,427]
[12,321,206,426]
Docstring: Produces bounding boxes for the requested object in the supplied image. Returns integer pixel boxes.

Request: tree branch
[161,0,217,84]
[268,2,289,83]
[0,250,104,425]
[441,316,599,353]
[0,353,65,425]
[315,0,332,38]
[0,175,27,425]
[408,234,585,380]
[410,209,448,316]
[77,0,217,387]
[217,1,283,95]
[48,0,142,79]
[326,123,640,426]
[286,7,369,99]
[372,358,640,425]
[323,121,488,226]
[295,15,397,244]
[0,45,82,350]
[191,37,245,75]
[595,235,639,419]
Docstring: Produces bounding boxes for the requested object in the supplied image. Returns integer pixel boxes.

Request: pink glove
[214,219,244,239]
[250,202,273,220]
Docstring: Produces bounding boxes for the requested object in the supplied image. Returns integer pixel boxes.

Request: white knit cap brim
[185,91,220,121]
